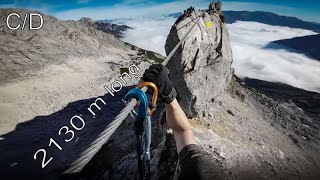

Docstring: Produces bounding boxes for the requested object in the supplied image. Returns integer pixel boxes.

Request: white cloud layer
[227,21,320,93]
[118,18,320,93]
[118,17,176,56]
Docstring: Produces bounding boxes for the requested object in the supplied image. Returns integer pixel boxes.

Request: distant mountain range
[96,22,132,38]
[166,12,182,18]
[80,17,132,38]
[266,34,320,61]
[167,11,320,33]
[223,11,320,32]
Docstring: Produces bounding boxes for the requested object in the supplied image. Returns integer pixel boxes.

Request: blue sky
[0,0,319,22]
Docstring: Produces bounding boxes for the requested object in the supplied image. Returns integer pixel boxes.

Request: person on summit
[143,64,222,179]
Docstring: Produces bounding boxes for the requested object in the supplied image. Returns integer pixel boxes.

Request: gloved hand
[142,64,177,104]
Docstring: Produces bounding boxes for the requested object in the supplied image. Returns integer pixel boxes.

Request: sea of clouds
[227,21,319,93]
[116,18,320,93]
[115,17,176,56]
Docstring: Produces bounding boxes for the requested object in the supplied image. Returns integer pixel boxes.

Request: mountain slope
[223,11,320,32]
[243,77,320,150]
[266,34,320,61]
[0,9,126,85]
[0,9,156,86]
[0,8,163,179]
[79,17,132,38]
[243,78,320,122]
[103,5,320,179]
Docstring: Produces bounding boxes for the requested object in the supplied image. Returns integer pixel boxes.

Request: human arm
[142,64,197,152]
[143,64,222,179]
[166,99,197,153]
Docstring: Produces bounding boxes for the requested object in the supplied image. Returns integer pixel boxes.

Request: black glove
[143,64,177,104]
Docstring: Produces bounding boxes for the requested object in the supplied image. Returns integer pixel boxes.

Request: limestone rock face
[165,8,233,117]
[0,9,126,85]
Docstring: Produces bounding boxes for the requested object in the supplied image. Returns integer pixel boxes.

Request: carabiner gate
[137,82,158,115]
[124,82,158,180]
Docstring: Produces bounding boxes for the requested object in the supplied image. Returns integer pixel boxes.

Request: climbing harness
[124,82,158,180]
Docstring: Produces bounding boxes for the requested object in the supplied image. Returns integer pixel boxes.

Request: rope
[63,15,201,174]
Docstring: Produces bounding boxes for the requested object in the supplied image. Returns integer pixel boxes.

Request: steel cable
[63,16,201,174]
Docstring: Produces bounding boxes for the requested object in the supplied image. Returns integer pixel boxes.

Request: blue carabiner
[124,88,148,119]
[125,88,152,179]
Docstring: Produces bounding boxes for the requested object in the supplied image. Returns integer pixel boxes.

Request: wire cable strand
[63,15,201,174]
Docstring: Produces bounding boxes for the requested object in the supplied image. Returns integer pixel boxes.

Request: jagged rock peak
[209,1,222,14]
[165,1,233,117]
[78,17,96,26]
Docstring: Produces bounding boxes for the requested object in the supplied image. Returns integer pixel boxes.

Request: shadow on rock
[0,86,135,180]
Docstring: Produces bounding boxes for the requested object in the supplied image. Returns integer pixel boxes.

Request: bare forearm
[166,99,197,153]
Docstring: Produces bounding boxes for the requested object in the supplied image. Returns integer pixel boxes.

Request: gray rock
[0,9,127,85]
[165,9,233,117]
[226,109,234,116]
[209,1,222,15]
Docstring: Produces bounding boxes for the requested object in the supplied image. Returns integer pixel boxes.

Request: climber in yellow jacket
[143,64,222,179]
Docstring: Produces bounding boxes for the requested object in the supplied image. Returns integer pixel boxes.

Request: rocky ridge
[165,2,233,117]
[0,9,128,85]
[79,17,132,38]
[163,3,320,179]
[102,2,320,179]
[0,2,319,180]
[0,9,143,86]
[0,8,162,179]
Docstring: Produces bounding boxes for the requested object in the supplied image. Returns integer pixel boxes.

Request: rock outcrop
[165,3,233,117]
[162,2,320,179]
[83,2,320,179]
